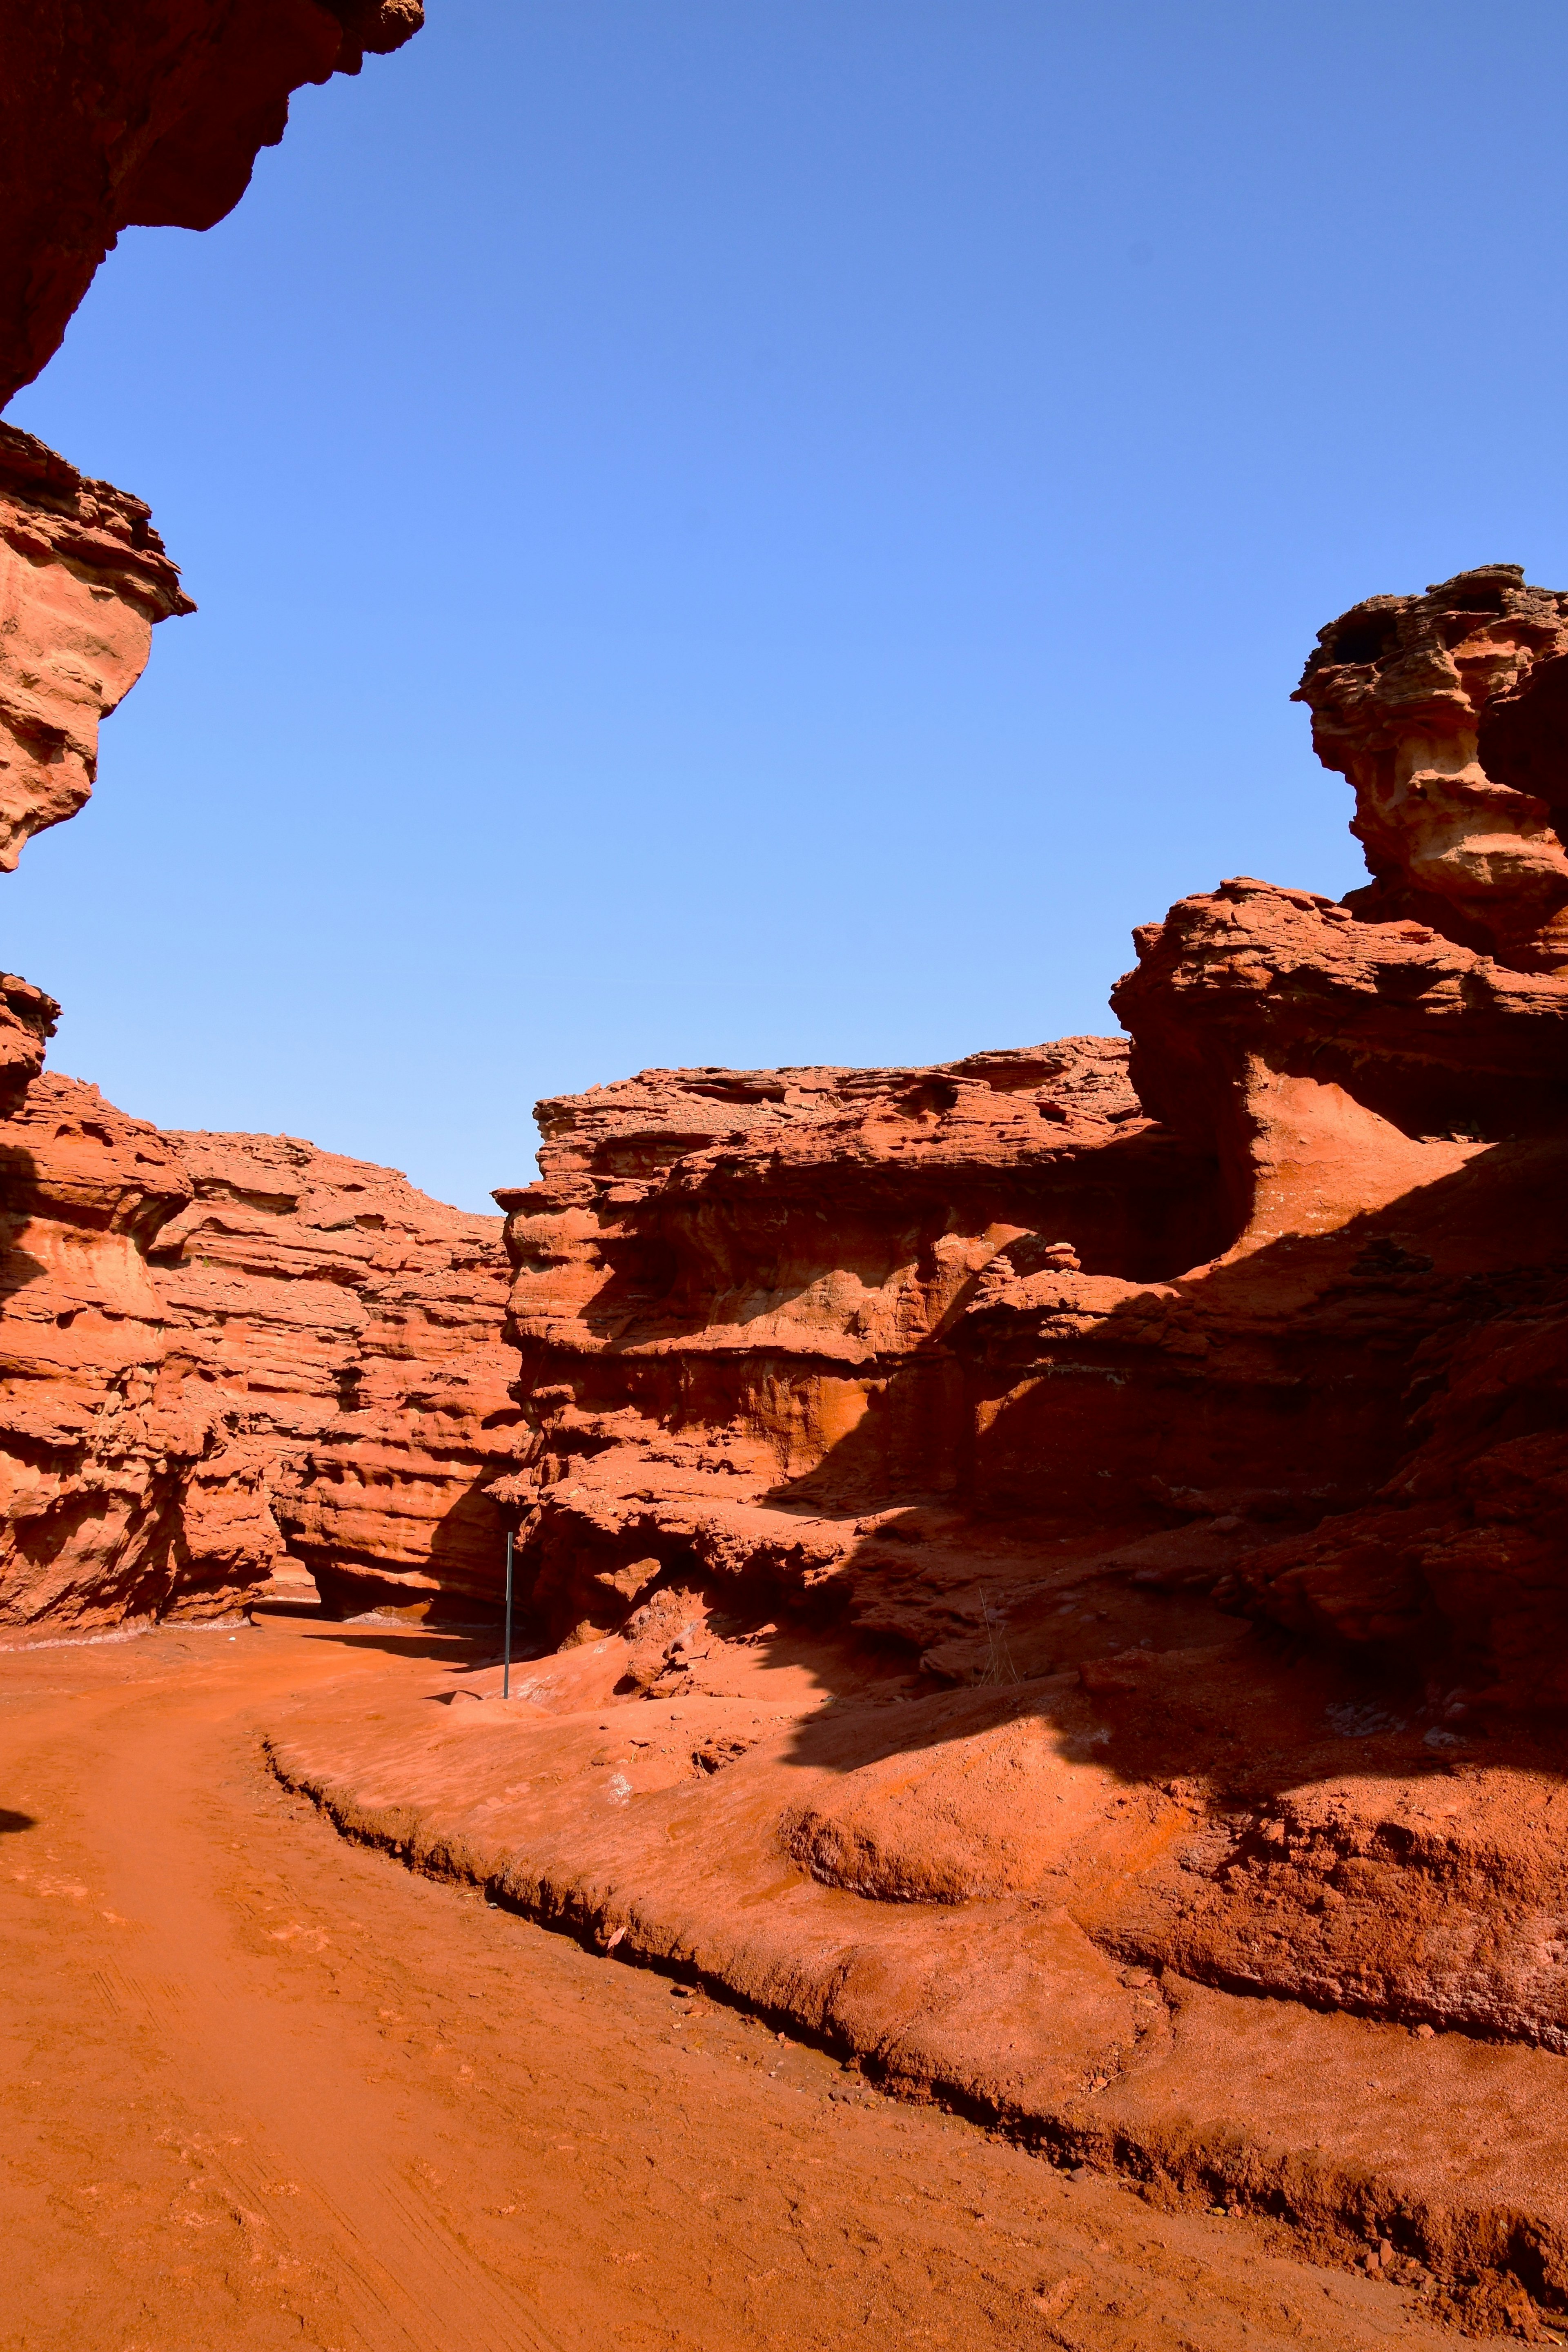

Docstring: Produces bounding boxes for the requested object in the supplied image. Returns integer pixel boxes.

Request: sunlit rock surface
[0,0,423,410]
[0,424,193,870]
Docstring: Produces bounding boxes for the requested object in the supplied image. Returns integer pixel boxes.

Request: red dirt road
[0,1617,1473,2351]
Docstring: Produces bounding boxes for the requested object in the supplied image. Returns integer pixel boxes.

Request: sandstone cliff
[0,1073,517,1637]
[0,0,443,1638]
[289,565,1555,2137]
[151,1120,519,1618]
[4,17,1568,2285]
[0,424,194,869]
[490,1039,1230,1662]
[483,566,1568,1724]
[0,0,423,410]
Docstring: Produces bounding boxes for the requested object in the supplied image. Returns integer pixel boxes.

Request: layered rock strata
[0,0,442,1635]
[494,847,1568,1719]
[0,33,1564,2285]
[0,416,523,1637]
[0,1073,518,1637]
[286,567,1568,2268]
[151,1120,520,1619]
[491,1036,1235,1659]
[0,1071,209,1631]
[0,424,194,869]
[1294,563,1568,969]
[1114,874,1568,1709]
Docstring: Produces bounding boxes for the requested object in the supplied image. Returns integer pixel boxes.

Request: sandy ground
[0,1613,1482,2352]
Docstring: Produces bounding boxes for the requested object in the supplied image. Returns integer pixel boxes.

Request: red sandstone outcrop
[151,1122,520,1618]
[0,973,58,1117]
[2,15,1567,2287]
[0,425,194,868]
[0,0,423,410]
[1107,865,1568,1708]
[342,564,1566,2208]
[0,1072,218,1633]
[492,870,1568,1716]
[0,1073,518,1637]
[490,1038,1231,1654]
[0,0,441,1639]
[1294,564,1568,969]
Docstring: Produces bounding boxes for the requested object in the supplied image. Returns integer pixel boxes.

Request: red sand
[0,1612,1481,2351]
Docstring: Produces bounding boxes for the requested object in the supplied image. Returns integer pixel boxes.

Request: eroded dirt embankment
[260,1613,1568,2343]
[0,1612,1481,2352]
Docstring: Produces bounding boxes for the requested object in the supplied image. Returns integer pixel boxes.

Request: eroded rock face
[0,973,58,1117]
[492,865,1568,1719]
[449,564,1568,2107]
[1294,564,1568,969]
[490,1039,1233,1653]
[0,425,194,869]
[0,1073,219,1633]
[151,1123,521,1619]
[0,1074,519,1638]
[1108,878,1568,1713]
[0,0,442,1639]
[0,0,423,410]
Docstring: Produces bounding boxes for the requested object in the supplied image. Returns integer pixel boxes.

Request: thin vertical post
[502,1526,514,1700]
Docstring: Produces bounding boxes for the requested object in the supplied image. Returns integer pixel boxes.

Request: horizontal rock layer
[0,1071,519,1637]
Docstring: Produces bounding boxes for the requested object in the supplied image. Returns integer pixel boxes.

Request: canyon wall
[266,573,1568,2265]
[0,1071,516,1636]
[0,424,195,869]
[0,0,423,409]
[1,1,1564,1729]
[8,10,1568,2237]
[150,1120,518,1619]
[266,561,1559,2134]
[8,11,1568,2290]
[0,1,462,1639]
[492,565,1568,1719]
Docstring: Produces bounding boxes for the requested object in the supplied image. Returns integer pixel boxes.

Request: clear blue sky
[8,2,1568,1210]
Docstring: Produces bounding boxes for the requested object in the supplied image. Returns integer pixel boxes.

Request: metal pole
[502,1526,514,1700]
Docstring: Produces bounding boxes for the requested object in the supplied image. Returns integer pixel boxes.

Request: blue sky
[8,1,1568,1210]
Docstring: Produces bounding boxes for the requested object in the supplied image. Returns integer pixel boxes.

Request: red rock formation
[0,424,194,868]
[343,565,1566,2188]
[1294,564,1568,969]
[491,1039,1232,1654]
[0,973,59,1118]
[1110,878,1568,1711]
[0,0,423,410]
[492,856,1568,1717]
[0,423,195,1627]
[0,0,443,1639]
[0,1072,220,1634]
[3,13,1568,2274]
[0,1074,519,1638]
[150,1122,520,1619]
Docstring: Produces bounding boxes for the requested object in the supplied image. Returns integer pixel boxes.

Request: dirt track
[0,1614,1474,2352]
